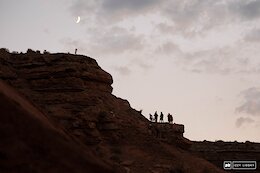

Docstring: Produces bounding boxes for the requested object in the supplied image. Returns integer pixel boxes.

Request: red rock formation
[0,49,226,173]
[0,81,116,173]
[190,141,260,172]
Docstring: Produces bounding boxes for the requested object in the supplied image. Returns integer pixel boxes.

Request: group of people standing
[149,111,174,123]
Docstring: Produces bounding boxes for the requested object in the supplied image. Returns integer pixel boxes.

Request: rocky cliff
[190,141,260,172]
[0,48,227,173]
[0,81,115,173]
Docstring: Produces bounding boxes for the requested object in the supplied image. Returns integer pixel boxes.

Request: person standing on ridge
[167,113,171,123]
[169,114,173,124]
[149,114,153,122]
[154,111,158,123]
[75,48,77,55]
[160,112,164,122]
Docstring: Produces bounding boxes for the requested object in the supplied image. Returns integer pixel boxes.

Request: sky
[1,0,260,142]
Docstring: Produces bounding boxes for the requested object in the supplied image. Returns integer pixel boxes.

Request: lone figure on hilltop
[75,48,77,55]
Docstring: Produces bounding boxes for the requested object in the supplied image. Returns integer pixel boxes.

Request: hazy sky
[1,0,260,142]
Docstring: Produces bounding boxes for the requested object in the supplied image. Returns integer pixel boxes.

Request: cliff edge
[0,48,225,173]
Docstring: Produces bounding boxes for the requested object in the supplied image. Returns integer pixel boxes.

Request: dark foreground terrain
[0,81,115,173]
[0,48,259,173]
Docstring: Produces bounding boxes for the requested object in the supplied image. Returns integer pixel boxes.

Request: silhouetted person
[167,113,171,123]
[149,114,153,122]
[154,111,158,123]
[138,109,143,114]
[169,114,173,124]
[160,112,164,122]
[75,48,77,54]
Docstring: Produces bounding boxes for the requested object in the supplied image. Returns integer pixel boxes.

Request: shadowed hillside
[0,81,116,173]
[190,141,260,173]
[0,48,228,173]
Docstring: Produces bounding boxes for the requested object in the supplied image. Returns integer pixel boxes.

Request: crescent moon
[76,16,80,23]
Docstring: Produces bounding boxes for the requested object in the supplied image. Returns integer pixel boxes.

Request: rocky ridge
[190,141,260,172]
[0,48,227,173]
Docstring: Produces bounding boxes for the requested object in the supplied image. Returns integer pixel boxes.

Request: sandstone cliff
[0,81,115,173]
[190,141,260,172]
[0,48,226,173]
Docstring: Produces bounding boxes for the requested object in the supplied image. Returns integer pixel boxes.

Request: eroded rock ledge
[0,49,226,173]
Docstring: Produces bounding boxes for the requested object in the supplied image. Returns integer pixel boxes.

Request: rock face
[148,123,191,149]
[190,141,260,172]
[0,49,226,173]
[0,81,115,173]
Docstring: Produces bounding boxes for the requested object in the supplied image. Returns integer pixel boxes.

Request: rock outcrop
[190,141,260,172]
[0,48,226,173]
[0,81,115,173]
